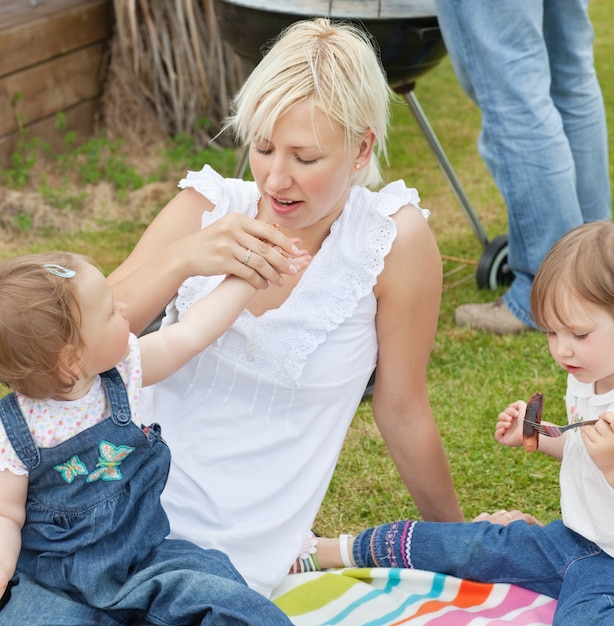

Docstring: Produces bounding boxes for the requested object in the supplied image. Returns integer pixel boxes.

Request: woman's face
[249,100,371,236]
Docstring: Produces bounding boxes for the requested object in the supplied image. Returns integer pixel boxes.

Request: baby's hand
[582,412,614,487]
[494,400,526,447]
[260,226,311,279]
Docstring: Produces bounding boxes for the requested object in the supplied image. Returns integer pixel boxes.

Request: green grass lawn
[318,0,614,534]
[1,0,612,535]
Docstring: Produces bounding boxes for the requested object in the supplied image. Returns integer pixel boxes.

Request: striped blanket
[271,568,556,625]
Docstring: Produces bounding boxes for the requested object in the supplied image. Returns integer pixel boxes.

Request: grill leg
[402,90,489,250]
[234,145,250,179]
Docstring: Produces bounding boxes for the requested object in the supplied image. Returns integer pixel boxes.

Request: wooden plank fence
[0,0,113,167]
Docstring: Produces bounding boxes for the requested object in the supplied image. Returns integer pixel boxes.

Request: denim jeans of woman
[353,519,614,625]
[435,0,611,327]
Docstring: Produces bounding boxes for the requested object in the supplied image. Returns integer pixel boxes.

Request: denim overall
[0,368,292,626]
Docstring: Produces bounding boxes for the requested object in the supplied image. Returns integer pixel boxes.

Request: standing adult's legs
[545,0,611,222]
[435,0,597,330]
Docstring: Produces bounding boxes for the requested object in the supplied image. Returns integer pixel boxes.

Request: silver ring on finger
[242,248,252,265]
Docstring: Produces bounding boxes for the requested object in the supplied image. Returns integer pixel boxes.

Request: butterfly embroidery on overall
[53,456,88,484]
[53,440,135,484]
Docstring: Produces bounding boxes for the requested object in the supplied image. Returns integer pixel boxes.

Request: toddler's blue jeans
[353,518,614,625]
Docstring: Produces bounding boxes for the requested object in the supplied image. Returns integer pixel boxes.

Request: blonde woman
[106,17,463,602]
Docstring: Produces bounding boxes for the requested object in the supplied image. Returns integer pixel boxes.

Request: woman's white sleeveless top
[143,165,427,596]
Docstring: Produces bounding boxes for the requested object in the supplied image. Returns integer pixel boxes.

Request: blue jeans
[0,371,291,625]
[353,519,614,625]
[2,544,293,625]
[435,0,611,326]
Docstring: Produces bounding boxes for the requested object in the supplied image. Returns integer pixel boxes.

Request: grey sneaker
[454,298,531,335]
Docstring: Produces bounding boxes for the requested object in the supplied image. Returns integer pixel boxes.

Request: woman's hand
[108,189,311,334]
[179,213,311,289]
[472,509,543,526]
[494,401,526,447]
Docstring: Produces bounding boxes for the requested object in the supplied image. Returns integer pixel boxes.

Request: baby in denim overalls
[0,251,292,625]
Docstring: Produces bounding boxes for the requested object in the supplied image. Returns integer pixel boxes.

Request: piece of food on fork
[522,391,543,452]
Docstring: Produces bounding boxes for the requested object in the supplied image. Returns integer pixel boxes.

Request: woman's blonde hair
[531,221,614,329]
[224,18,393,188]
[0,251,89,399]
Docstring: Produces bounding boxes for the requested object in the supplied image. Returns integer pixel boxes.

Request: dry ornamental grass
[103,0,245,147]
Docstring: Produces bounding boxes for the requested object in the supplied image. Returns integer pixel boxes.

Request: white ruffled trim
[179,164,260,227]
[173,167,426,383]
[0,465,28,476]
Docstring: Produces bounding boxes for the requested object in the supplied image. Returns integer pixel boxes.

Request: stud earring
[355,163,361,170]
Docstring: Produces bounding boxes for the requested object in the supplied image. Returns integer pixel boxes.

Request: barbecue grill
[213,0,512,292]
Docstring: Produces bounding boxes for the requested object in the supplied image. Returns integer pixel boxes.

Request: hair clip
[43,263,76,278]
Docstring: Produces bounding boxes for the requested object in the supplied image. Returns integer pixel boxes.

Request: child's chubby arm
[494,400,565,459]
[0,470,27,597]
[138,275,257,387]
[582,411,614,488]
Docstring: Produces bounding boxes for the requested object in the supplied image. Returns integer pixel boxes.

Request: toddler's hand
[582,412,614,486]
[494,400,526,447]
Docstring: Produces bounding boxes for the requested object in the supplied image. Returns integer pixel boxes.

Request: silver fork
[525,420,599,437]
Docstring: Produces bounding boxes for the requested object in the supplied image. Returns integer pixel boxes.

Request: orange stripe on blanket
[391,578,494,625]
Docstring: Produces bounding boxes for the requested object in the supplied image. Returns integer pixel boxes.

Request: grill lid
[217,0,438,19]
[214,0,446,88]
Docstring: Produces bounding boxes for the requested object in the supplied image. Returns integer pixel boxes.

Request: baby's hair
[224,17,393,188]
[531,221,614,329]
[0,251,93,399]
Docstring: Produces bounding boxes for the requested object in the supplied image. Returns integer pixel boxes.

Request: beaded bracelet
[292,531,321,573]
